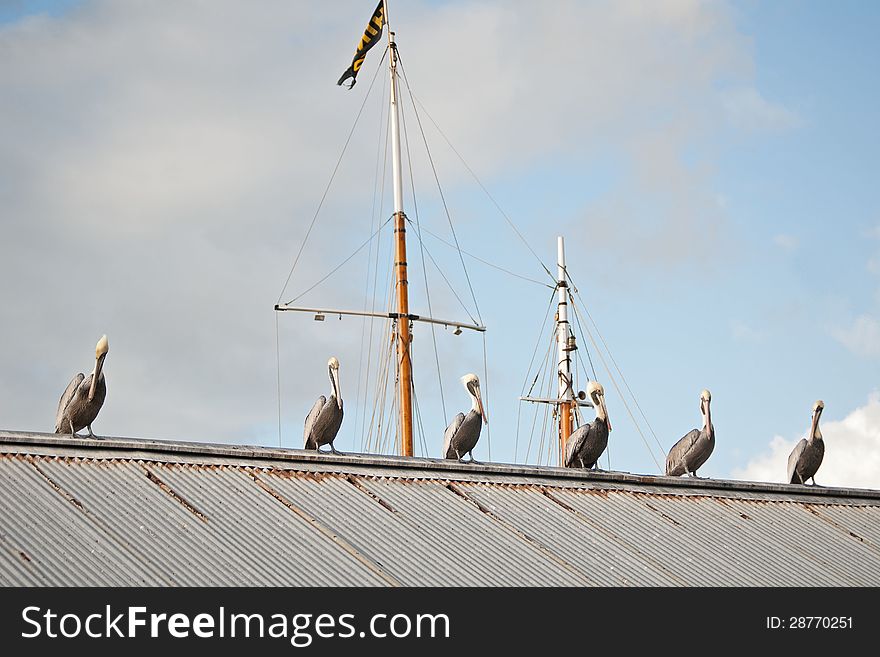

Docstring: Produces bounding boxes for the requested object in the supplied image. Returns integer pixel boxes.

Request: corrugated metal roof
[1,430,879,586]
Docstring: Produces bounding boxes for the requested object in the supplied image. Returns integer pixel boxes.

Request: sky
[1,0,878,487]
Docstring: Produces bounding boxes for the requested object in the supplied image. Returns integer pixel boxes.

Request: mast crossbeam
[274,304,485,333]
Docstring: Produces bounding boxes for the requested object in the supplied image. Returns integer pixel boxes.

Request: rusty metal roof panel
[714,497,880,585]
[2,431,880,586]
[0,456,164,585]
[354,477,591,586]
[549,488,767,586]
[810,503,880,548]
[635,492,829,586]
[257,471,469,587]
[146,463,389,586]
[455,483,680,586]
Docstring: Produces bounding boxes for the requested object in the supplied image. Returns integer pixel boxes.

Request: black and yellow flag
[337,1,386,88]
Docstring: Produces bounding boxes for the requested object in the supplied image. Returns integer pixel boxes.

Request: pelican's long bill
[475,383,488,425]
[330,361,342,409]
[601,396,611,432]
[700,390,712,430]
[810,401,823,438]
[462,376,488,426]
[89,335,109,402]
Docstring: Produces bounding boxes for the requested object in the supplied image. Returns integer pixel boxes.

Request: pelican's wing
[665,428,700,475]
[304,396,326,449]
[787,438,807,483]
[442,412,466,458]
[564,423,589,467]
[54,373,84,432]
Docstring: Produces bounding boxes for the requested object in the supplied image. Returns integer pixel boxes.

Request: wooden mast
[385,1,414,457]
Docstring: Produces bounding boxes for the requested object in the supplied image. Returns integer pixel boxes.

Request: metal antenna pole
[556,236,574,465]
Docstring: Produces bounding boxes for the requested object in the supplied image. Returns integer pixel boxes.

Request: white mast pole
[385,1,404,214]
[556,236,574,465]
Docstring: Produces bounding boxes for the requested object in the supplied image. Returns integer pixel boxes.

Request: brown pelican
[665,389,715,477]
[304,356,344,454]
[54,335,109,439]
[788,400,825,485]
[564,381,612,469]
[443,373,488,462]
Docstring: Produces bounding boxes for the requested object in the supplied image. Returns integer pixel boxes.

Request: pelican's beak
[89,352,106,402]
[331,366,342,409]
[810,406,821,436]
[601,396,611,432]
[475,385,488,425]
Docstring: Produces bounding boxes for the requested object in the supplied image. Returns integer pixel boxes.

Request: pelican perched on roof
[304,357,344,454]
[55,335,109,439]
[565,381,612,469]
[665,389,715,477]
[788,400,825,485]
[443,373,488,462]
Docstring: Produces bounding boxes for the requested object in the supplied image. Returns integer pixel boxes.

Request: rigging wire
[283,216,392,305]
[410,366,431,458]
[276,46,389,304]
[515,287,557,460]
[275,311,282,448]
[481,330,492,461]
[405,93,556,286]
[419,225,554,289]
[360,115,393,451]
[400,59,495,460]
[409,237,478,325]
[398,86,448,425]
[397,53,483,325]
[538,344,555,466]
[524,331,555,464]
[565,270,667,458]
[568,295,663,471]
[355,66,391,447]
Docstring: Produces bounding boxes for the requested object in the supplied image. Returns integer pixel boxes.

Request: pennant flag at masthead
[337,1,386,88]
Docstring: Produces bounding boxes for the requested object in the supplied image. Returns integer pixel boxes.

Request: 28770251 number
[766,616,852,629]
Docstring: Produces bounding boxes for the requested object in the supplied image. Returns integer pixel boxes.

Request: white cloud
[733,393,880,489]
[720,86,803,132]
[832,315,880,359]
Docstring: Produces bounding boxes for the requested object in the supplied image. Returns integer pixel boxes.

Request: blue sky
[1,1,878,486]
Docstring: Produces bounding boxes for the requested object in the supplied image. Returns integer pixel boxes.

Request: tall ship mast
[385,5,415,456]
[275,0,485,457]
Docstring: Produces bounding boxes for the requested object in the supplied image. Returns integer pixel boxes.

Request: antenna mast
[518,236,590,466]
[556,236,575,465]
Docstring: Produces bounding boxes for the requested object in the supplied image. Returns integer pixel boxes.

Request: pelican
[665,389,715,477]
[565,381,612,469]
[54,335,109,439]
[304,357,344,454]
[443,373,488,462]
[788,400,825,485]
